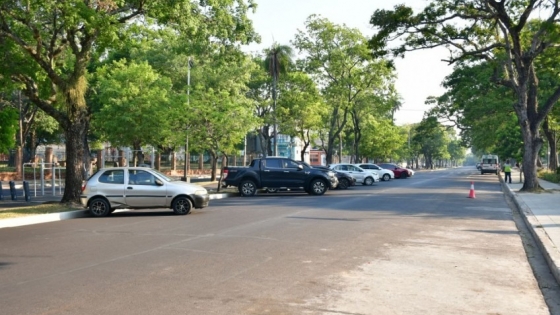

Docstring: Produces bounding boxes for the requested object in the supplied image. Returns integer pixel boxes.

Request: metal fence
[22,162,65,197]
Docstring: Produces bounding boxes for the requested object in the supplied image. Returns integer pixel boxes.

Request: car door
[283,159,308,187]
[365,164,382,176]
[96,169,126,206]
[260,158,285,188]
[332,164,352,180]
[125,169,167,208]
[346,165,366,183]
[380,163,401,177]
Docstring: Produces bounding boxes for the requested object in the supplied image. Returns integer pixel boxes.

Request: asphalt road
[0,167,551,315]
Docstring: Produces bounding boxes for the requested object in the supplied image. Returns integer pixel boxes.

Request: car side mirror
[298,164,303,170]
[155,179,164,186]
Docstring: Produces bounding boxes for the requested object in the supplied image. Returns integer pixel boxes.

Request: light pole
[184,57,193,183]
[272,57,278,157]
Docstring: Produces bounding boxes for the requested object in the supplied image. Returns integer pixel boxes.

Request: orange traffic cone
[468,181,476,199]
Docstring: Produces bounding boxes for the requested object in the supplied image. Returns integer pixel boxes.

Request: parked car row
[326,162,413,185]
[80,158,415,217]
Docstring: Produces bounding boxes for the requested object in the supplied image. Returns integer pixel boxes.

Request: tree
[264,43,294,156]
[360,118,405,163]
[412,116,449,169]
[188,51,259,181]
[0,0,258,204]
[293,15,395,164]
[369,1,560,191]
[246,56,274,157]
[92,60,178,165]
[276,71,326,161]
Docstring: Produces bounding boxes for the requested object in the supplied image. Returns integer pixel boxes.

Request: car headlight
[327,171,335,177]
[194,189,208,195]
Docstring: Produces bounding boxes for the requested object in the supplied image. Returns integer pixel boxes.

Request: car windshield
[149,169,172,182]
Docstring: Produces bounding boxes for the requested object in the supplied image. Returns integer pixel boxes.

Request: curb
[0,192,238,229]
[0,209,89,229]
[500,174,560,286]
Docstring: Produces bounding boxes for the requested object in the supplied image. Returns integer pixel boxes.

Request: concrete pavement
[502,168,560,286]
[3,168,560,291]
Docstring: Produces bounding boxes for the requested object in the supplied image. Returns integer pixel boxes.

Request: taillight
[222,169,229,180]
[81,181,87,192]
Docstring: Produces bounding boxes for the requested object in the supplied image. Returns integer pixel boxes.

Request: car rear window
[482,159,497,164]
[98,170,124,184]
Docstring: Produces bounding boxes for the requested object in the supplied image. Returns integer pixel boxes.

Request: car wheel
[382,174,391,181]
[400,172,407,179]
[89,198,111,217]
[239,180,257,196]
[338,178,349,189]
[266,188,279,193]
[172,196,192,215]
[364,177,374,185]
[309,179,327,195]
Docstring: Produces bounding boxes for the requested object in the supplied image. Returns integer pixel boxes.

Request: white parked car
[355,163,395,181]
[328,163,380,185]
[81,167,210,217]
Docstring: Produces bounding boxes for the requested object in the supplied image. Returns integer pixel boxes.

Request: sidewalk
[503,168,560,286]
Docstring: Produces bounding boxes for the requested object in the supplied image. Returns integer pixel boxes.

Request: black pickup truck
[222,157,338,196]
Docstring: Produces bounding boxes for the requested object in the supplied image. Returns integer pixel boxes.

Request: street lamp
[184,57,193,183]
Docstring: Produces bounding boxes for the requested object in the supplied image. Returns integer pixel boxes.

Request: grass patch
[0,203,82,219]
[538,169,560,184]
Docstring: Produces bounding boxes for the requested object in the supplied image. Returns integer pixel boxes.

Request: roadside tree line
[369,0,560,191]
[0,2,466,204]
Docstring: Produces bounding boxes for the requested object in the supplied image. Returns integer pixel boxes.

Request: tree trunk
[61,120,87,203]
[210,151,217,181]
[520,125,543,191]
[543,118,558,171]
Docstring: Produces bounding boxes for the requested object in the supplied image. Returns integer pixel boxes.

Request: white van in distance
[480,155,499,175]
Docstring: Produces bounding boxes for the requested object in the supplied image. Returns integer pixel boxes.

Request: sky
[244,0,453,126]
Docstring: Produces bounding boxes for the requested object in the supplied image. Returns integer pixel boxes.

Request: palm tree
[264,43,294,156]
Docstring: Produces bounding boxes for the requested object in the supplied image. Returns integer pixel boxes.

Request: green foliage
[0,107,18,153]
[369,0,560,189]
[0,0,259,202]
[292,15,397,163]
[187,51,260,158]
[92,60,178,149]
[360,118,406,161]
[412,116,451,168]
[538,169,560,184]
[276,71,325,160]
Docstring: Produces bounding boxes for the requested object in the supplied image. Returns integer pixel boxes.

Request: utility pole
[184,57,193,183]
[272,57,278,157]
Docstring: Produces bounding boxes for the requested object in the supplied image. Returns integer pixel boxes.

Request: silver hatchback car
[81,167,210,217]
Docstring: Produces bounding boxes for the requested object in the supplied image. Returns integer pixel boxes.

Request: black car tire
[309,179,327,195]
[382,174,391,181]
[239,180,257,197]
[338,178,350,189]
[266,188,279,193]
[172,196,192,215]
[400,172,408,179]
[89,198,111,217]
[364,177,374,185]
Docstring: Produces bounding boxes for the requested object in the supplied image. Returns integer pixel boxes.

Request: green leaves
[92,60,177,148]
[0,107,18,154]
